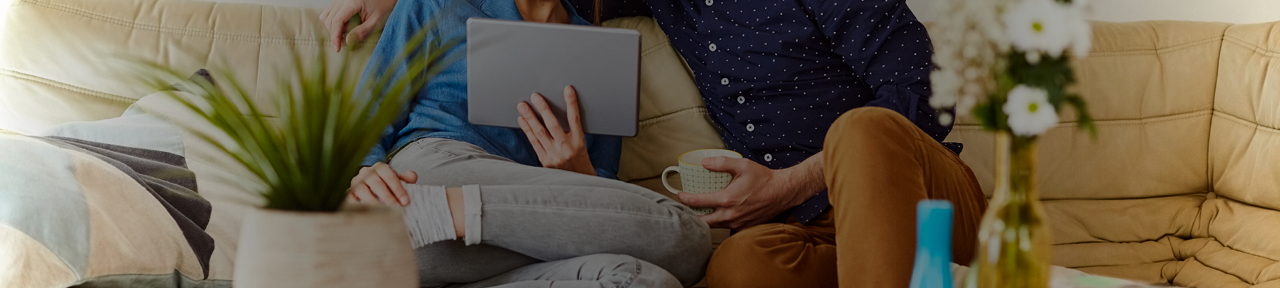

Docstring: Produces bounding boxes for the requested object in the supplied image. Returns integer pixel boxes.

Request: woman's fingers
[362,174,398,206]
[562,86,585,140]
[518,96,557,146]
[320,1,333,22]
[351,184,379,205]
[517,113,549,160]
[345,13,381,46]
[328,0,361,52]
[372,164,409,206]
[529,93,567,139]
[399,170,419,184]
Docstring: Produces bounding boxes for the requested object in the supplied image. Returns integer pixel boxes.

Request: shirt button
[746,123,755,132]
[764,154,773,162]
[721,78,730,85]
[705,0,713,6]
[737,96,745,104]
[709,43,717,52]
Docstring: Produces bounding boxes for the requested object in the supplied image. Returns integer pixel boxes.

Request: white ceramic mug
[662,149,743,215]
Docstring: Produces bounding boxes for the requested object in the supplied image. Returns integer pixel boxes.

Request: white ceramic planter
[233,205,417,288]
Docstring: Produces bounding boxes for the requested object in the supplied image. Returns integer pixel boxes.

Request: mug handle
[661,166,682,194]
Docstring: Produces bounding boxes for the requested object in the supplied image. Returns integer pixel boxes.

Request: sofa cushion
[600,17,725,194]
[1211,21,1280,211]
[1197,20,1280,287]
[0,131,220,287]
[0,0,377,135]
[945,21,1227,201]
[939,20,1240,286]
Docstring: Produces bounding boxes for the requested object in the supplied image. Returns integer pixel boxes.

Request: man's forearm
[780,151,827,207]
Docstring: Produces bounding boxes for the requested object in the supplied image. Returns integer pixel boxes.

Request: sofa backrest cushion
[601,17,725,191]
[0,0,376,135]
[1192,20,1280,286]
[944,21,1226,200]
[1210,21,1280,211]
[939,21,1236,285]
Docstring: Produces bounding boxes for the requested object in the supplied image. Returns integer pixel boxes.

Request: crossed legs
[390,138,711,287]
[705,107,987,287]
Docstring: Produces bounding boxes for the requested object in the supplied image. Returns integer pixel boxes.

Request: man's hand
[320,0,398,52]
[348,162,419,206]
[678,154,826,230]
[517,86,597,176]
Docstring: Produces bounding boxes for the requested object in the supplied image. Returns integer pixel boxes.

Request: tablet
[466,17,640,137]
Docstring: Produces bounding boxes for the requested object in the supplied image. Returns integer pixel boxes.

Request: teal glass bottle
[910,200,954,288]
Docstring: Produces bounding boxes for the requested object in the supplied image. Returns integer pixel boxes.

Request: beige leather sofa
[946,21,1280,287]
[0,0,1277,287]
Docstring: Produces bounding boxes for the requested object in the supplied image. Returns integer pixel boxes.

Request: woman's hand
[320,0,398,52]
[347,162,419,206]
[517,86,597,176]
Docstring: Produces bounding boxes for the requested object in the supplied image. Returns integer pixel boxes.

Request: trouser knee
[828,107,916,144]
[577,254,682,288]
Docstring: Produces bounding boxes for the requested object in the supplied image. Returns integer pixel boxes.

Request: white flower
[1067,6,1092,58]
[1003,85,1058,136]
[1003,0,1073,57]
[930,69,963,108]
[939,112,954,126]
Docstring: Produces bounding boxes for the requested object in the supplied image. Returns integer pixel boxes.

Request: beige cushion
[945,21,1226,201]
[0,0,377,134]
[943,20,1280,287]
[1198,21,1280,287]
[601,17,725,195]
[0,134,215,286]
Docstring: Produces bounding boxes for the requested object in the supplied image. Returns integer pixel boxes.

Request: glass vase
[965,132,1052,288]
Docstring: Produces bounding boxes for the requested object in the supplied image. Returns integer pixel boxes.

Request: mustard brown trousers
[705,107,988,288]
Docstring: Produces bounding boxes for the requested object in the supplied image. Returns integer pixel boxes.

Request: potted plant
[140,26,458,287]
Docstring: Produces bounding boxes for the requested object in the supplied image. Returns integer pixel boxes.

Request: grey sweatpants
[388,138,713,288]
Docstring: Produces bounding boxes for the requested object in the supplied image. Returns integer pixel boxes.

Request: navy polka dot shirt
[576,0,955,224]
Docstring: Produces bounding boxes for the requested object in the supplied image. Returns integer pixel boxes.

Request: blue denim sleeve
[802,0,951,142]
[585,134,622,180]
[360,118,403,167]
[360,144,386,167]
[358,0,444,167]
[594,167,618,180]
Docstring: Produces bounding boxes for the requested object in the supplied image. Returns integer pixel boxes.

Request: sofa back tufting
[943,21,1280,287]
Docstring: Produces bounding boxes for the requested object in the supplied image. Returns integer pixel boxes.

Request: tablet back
[467,17,640,137]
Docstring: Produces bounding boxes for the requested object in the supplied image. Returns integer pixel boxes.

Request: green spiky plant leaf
[136,22,461,212]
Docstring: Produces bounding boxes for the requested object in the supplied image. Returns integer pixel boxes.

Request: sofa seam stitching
[16,0,326,46]
[1213,111,1279,133]
[638,107,708,128]
[0,69,136,104]
[1087,37,1223,57]
[1223,35,1280,57]
[640,40,672,58]
[951,110,1212,130]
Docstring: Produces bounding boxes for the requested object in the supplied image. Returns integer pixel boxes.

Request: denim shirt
[359,0,623,179]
